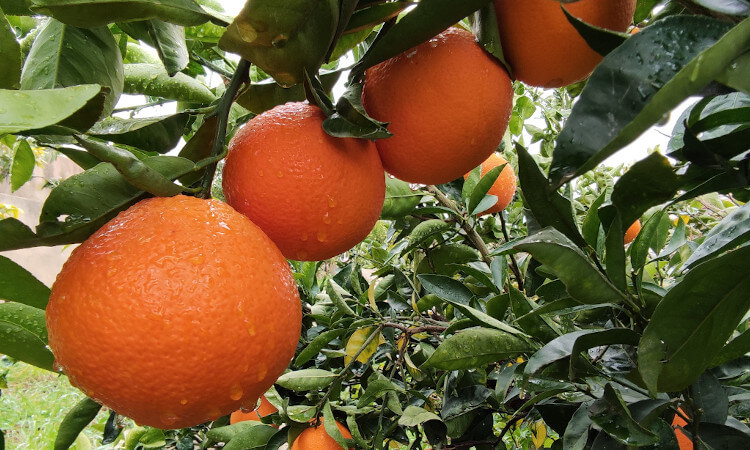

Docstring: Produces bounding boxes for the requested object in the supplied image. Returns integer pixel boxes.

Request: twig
[696,196,727,218]
[197,58,251,199]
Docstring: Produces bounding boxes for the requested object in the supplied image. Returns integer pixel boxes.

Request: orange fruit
[46,195,302,429]
[463,153,517,215]
[222,102,385,261]
[362,27,513,185]
[672,407,694,449]
[230,395,278,425]
[291,419,353,450]
[624,219,641,244]
[493,0,636,87]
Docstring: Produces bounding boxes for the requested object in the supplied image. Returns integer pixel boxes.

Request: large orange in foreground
[464,153,517,215]
[46,195,302,429]
[494,0,636,87]
[362,27,513,185]
[291,419,354,450]
[223,102,385,261]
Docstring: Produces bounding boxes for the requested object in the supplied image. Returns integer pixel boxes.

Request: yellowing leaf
[531,420,547,448]
[344,327,381,365]
[367,280,378,310]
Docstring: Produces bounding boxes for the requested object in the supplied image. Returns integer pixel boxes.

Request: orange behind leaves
[624,219,642,245]
[464,153,517,215]
[223,102,385,261]
[672,407,694,449]
[362,27,513,185]
[230,395,278,425]
[493,0,636,87]
[291,419,353,450]
[46,195,302,429]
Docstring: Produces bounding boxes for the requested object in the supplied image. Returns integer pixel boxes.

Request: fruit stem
[197,58,251,199]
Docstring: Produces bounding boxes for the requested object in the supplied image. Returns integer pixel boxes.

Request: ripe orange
[493,0,636,87]
[362,27,513,185]
[672,407,693,449]
[230,395,278,425]
[624,219,641,244]
[291,419,353,450]
[222,102,385,261]
[463,153,516,215]
[46,195,302,429]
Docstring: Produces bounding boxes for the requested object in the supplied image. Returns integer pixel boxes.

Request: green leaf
[322,81,391,139]
[236,69,340,114]
[29,0,224,28]
[562,5,627,57]
[683,202,750,269]
[718,50,750,94]
[638,245,750,393]
[118,20,188,76]
[75,137,185,196]
[322,402,349,450]
[468,163,504,216]
[380,175,420,220]
[351,0,491,77]
[326,279,357,318]
[88,113,190,153]
[0,8,22,89]
[0,255,50,309]
[54,398,102,450]
[417,274,473,305]
[275,369,337,391]
[711,328,750,368]
[699,422,750,448]
[398,405,443,427]
[219,0,338,87]
[548,15,741,186]
[444,296,527,337]
[357,379,405,408]
[563,402,593,450]
[516,144,587,248]
[603,217,626,292]
[10,139,34,192]
[223,424,278,450]
[629,210,666,270]
[609,153,681,229]
[512,228,628,305]
[588,384,658,446]
[581,191,607,248]
[0,85,107,135]
[123,63,216,104]
[0,301,54,371]
[21,19,124,116]
[509,285,558,342]
[295,328,347,366]
[423,327,531,370]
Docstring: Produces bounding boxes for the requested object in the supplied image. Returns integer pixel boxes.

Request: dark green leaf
[512,228,628,305]
[562,4,627,57]
[418,274,473,305]
[0,255,50,309]
[581,190,607,248]
[509,285,558,343]
[629,210,665,270]
[0,302,54,371]
[604,217,626,292]
[345,2,409,34]
[123,63,216,104]
[380,175,420,220]
[236,70,340,114]
[423,327,531,370]
[718,50,750,94]
[684,202,750,269]
[322,81,391,139]
[54,398,102,450]
[119,20,188,76]
[223,424,278,450]
[10,139,34,192]
[443,296,526,337]
[588,384,658,445]
[693,372,728,425]
[609,152,681,229]
[21,19,123,116]
[88,113,190,153]
[295,329,347,366]
[0,8,22,89]
[563,402,593,450]
[638,245,750,393]
[517,144,587,248]
[549,15,739,186]
[322,402,349,450]
[29,0,225,28]
[468,164,504,216]
[219,0,338,87]
[693,0,750,15]
[357,379,404,408]
[351,0,491,77]
[711,328,750,367]
[398,405,443,427]
[0,0,33,15]
[698,422,750,448]
[0,85,107,135]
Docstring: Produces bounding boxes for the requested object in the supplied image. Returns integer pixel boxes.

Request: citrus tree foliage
[1,0,750,449]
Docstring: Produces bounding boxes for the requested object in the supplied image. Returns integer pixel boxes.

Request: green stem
[197,58,251,199]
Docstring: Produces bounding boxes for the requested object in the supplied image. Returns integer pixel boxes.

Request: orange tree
[1,0,750,448]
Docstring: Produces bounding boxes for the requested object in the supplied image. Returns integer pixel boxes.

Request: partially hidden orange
[230,395,278,426]
[362,27,513,185]
[624,219,641,245]
[46,195,302,429]
[493,0,636,87]
[222,102,385,261]
[463,153,516,215]
[672,407,694,449]
[291,419,353,450]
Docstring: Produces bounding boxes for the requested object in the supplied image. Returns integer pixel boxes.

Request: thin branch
[197,58,251,199]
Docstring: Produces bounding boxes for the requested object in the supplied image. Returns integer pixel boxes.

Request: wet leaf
[88,113,190,153]
[54,398,102,450]
[0,255,50,309]
[588,384,658,445]
[0,8,22,89]
[0,302,54,371]
[275,369,337,391]
[123,63,216,104]
[423,327,531,370]
[118,20,188,76]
